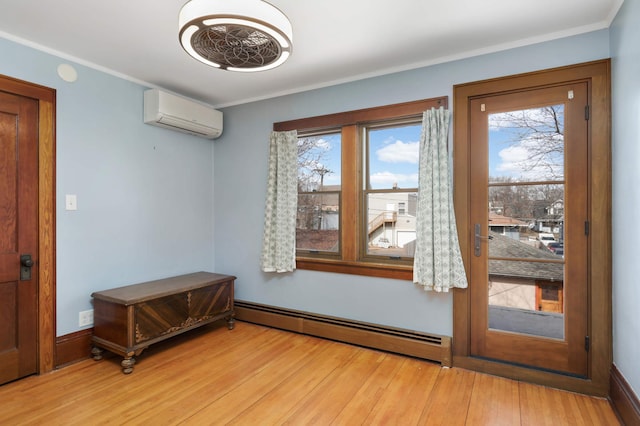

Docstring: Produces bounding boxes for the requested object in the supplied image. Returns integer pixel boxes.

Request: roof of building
[489,231,563,282]
[489,212,528,227]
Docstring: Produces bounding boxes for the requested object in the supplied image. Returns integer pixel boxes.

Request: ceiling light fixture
[179,0,293,72]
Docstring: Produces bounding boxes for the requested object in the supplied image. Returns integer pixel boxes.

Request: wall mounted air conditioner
[143,89,223,139]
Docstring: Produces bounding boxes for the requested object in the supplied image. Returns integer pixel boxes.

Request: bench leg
[91,346,104,361]
[121,356,136,374]
[226,316,235,330]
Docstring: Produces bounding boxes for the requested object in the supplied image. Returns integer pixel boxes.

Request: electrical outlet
[79,309,94,327]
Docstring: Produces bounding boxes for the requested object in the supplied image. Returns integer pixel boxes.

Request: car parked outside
[538,233,557,246]
[547,241,564,255]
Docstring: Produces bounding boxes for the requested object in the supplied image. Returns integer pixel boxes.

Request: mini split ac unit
[143,89,223,139]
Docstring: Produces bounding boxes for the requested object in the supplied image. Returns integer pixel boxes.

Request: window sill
[296,257,413,280]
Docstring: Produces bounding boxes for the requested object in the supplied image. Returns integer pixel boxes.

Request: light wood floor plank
[329,352,404,425]
[416,366,476,425]
[281,347,387,424]
[466,373,521,425]
[0,321,620,426]
[2,322,267,425]
[520,381,621,426]
[125,326,294,425]
[227,338,359,425]
[363,356,441,425]
[84,323,272,424]
[179,333,325,424]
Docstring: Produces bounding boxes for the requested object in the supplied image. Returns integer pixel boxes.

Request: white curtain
[413,107,468,292]
[261,130,298,273]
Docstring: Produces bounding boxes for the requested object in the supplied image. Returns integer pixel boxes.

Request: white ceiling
[0,0,623,108]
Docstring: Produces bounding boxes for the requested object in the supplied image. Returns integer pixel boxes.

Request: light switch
[65,194,77,211]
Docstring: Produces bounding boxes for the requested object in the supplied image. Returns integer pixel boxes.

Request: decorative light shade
[179,0,293,72]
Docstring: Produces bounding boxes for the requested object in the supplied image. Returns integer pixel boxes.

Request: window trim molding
[277,96,447,279]
[274,97,447,131]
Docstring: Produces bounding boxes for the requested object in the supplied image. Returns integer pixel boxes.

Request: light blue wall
[214,30,610,336]
[610,0,640,399]
[1,24,629,386]
[0,38,217,336]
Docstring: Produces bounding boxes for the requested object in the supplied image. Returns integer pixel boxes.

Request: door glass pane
[487,106,565,340]
[488,105,564,183]
[366,192,417,257]
[488,183,565,254]
[488,258,564,339]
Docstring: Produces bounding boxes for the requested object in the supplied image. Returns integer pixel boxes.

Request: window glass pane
[366,192,417,257]
[297,132,341,253]
[488,105,564,183]
[298,133,341,192]
[296,193,339,252]
[367,123,421,190]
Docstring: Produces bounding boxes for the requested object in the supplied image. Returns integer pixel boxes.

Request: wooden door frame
[0,74,56,375]
[452,60,611,396]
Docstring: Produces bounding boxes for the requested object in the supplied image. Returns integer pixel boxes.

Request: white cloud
[496,138,564,180]
[489,108,558,131]
[496,145,529,172]
[315,138,332,150]
[376,140,419,164]
[489,106,565,180]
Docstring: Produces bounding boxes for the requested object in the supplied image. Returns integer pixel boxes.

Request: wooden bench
[91,272,235,374]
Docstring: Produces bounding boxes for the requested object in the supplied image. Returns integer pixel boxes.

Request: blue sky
[368,124,421,189]
[489,129,512,178]
[307,133,341,187]
[488,107,565,181]
[310,124,422,189]
[306,111,564,189]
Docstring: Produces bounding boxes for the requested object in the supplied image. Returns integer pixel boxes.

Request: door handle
[21,255,34,267]
[20,254,34,280]
[474,224,493,257]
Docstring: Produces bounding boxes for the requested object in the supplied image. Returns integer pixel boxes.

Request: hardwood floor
[0,322,619,425]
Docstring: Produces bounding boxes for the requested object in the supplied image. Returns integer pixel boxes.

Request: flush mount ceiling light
[179,0,293,72]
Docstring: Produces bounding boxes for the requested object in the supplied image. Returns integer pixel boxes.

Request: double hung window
[274,97,446,279]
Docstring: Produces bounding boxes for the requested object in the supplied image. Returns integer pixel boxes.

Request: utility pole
[314,166,332,230]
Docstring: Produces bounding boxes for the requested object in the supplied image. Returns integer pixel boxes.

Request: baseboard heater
[234,300,451,366]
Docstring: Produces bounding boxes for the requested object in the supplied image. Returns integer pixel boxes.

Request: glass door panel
[487,182,565,340]
[469,83,588,376]
[487,105,566,340]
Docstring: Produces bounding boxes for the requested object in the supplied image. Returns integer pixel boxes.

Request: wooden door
[468,83,589,376]
[536,282,564,313]
[0,91,39,384]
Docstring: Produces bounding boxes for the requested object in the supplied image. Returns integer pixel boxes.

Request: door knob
[20,254,34,280]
